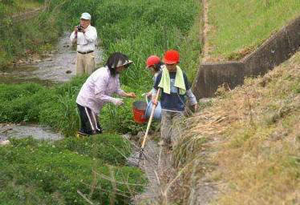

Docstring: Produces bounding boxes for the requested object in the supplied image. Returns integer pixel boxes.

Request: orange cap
[163,50,180,64]
[146,55,161,68]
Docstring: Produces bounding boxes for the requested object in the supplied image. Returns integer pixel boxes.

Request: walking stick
[138,88,161,165]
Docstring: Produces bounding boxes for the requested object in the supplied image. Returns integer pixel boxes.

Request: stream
[0,32,103,85]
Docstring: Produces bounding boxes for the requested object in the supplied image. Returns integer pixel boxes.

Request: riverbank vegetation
[206,0,300,61]
[0,0,201,203]
[0,0,43,15]
[0,0,63,67]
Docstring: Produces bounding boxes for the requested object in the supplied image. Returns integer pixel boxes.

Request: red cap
[163,50,180,64]
[146,55,161,68]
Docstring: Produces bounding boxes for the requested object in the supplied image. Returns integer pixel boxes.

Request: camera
[77,25,83,32]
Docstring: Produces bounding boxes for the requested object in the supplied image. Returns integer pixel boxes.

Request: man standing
[70,12,97,75]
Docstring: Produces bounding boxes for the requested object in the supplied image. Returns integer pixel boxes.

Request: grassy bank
[206,0,300,60]
[173,51,300,204]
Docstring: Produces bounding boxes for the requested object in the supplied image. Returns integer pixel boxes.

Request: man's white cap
[80,12,91,20]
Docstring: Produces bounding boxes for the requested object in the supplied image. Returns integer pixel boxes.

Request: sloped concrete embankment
[193,15,300,99]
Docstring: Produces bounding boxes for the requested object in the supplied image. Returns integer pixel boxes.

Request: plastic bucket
[145,97,162,121]
[132,101,147,124]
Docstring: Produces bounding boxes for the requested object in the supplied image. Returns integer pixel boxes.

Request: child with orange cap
[145,55,163,97]
[151,50,197,149]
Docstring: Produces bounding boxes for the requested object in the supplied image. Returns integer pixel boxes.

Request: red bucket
[132,101,147,124]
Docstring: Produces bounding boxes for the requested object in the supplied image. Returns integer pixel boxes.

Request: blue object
[145,96,162,120]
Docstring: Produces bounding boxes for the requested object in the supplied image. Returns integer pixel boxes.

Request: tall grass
[174,51,300,204]
[207,0,300,60]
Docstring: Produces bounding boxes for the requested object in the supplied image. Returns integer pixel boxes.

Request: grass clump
[207,0,300,60]
[55,134,132,165]
[0,137,146,204]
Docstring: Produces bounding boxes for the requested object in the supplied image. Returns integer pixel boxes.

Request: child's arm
[151,88,158,105]
[151,72,162,105]
[183,73,198,110]
[186,89,198,110]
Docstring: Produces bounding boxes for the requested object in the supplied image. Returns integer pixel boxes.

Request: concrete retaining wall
[193,15,300,99]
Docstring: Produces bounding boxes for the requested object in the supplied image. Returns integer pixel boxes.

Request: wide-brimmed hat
[114,59,133,68]
[80,12,91,20]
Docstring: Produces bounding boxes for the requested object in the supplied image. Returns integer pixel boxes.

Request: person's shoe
[91,129,102,135]
[77,131,89,138]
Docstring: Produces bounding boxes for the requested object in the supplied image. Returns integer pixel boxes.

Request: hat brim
[163,59,178,65]
[114,60,133,68]
[124,60,133,66]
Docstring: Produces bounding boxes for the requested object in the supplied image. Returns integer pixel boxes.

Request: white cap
[80,12,91,20]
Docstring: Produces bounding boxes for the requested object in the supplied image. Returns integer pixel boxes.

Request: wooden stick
[141,89,161,150]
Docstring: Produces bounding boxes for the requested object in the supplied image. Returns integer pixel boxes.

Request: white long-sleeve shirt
[76,66,125,114]
[70,25,97,52]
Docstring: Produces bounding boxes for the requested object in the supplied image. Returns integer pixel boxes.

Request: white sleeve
[186,89,197,106]
[70,31,77,44]
[84,27,97,43]
[93,72,117,103]
[116,77,126,96]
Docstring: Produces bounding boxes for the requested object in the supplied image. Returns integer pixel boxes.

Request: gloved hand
[113,98,124,106]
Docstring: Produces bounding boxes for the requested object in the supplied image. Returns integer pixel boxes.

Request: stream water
[0,32,103,84]
[0,32,103,142]
[0,123,63,142]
